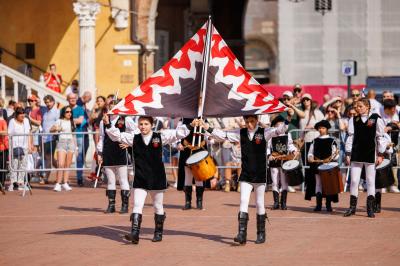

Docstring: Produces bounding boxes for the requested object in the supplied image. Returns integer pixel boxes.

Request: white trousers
[350,162,376,197]
[271,167,288,192]
[184,166,204,187]
[132,188,164,215]
[104,166,130,190]
[239,181,266,215]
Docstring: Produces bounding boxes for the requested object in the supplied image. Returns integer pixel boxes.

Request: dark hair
[71,80,79,86]
[243,115,258,120]
[96,96,106,102]
[358,98,371,110]
[8,100,16,105]
[138,116,154,125]
[43,95,55,103]
[60,106,76,132]
[14,107,25,116]
[383,99,397,109]
[49,63,56,68]
[107,94,115,99]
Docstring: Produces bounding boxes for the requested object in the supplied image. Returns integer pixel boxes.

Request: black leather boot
[326,198,333,212]
[182,186,192,210]
[124,213,142,244]
[313,192,322,212]
[280,190,288,210]
[344,195,358,217]
[152,213,166,242]
[374,192,381,213]
[196,186,204,210]
[367,195,375,218]
[272,191,279,209]
[233,212,248,245]
[120,190,130,214]
[105,190,116,213]
[255,214,266,244]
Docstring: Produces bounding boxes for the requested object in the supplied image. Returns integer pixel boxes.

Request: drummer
[201,115,290,245]
[344,98,386,218]
[104,115,193,244]
[267,115,298,210]
[307,120,339,212]
[177,118,209,210]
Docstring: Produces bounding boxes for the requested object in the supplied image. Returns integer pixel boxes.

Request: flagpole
[195,15,213,147]
[198,15,213,119]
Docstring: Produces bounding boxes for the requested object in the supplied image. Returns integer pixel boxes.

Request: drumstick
[198,125,203,147]
[94,162,102,189]
[191,126,197,147]
[344,166,350,192]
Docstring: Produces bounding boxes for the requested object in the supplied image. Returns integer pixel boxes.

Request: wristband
[207,127,214,133]
[104,123,111,129]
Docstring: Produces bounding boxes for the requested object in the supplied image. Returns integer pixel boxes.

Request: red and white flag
[110,24,207,117]
[111,22,286,117]
[202,26,286,116]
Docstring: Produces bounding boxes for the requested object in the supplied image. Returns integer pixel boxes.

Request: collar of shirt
[319,134,330,139]
[247,126,259,140]
[141,131,153,145]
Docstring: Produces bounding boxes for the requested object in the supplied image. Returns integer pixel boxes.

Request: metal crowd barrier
[2,128,399,177]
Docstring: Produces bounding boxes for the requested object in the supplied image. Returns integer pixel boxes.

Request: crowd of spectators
[1,68,400,195]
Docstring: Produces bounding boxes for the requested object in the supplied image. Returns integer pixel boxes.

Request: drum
[186,150,217,181]
[375,159,395,189]
[318,162,343,196]
[282,160,304,186]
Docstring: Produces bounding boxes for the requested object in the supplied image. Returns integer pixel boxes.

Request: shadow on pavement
[49,225,238,245]
[59,206,105,213]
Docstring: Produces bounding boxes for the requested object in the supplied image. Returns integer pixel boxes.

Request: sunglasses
[282,97,291,101]
[65,111,72,114]
[327,110,335,113]
[28,99,35,102]
[294,89,302,93]
[352,94,360,97]
[302,98,311,102]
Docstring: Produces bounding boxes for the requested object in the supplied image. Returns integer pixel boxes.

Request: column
[73,1,100,97]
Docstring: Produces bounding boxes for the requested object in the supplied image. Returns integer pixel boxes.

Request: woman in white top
[7,107,32,191]
[51,106,77,192]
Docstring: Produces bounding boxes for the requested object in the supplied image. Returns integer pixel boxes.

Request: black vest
[269,135,288,168]
[132,132,167,190]
[313,137,335,160]
[102,120,128,166]
[351,114,379,163]
[239,127,267,183]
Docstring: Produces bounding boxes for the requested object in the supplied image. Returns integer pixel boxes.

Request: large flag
[111,21,286,117]
[203,26,286,116]
[110,24,207,117]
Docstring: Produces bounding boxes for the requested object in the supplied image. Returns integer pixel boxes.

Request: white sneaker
[8,185,13,192]
[389,185,400,193]
[62,183,72,191]
[173,182,177,188]
[53,183,62,192]
[288,186,296,193]
[358,184,364,191]
[381,188,387,194]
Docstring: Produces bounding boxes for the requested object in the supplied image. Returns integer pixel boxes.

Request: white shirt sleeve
[376,117,387,154]
[210,128,241,143]
[307,141,315,160]
[125,116,139,134]
[264,123,288,141]
[105,125,135,146]
[266,139,272,156]
[331,139,339,161]
[97,121,104,153]
[160,124,191,145]
[287,134,297,153]
[345,117,354,154]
